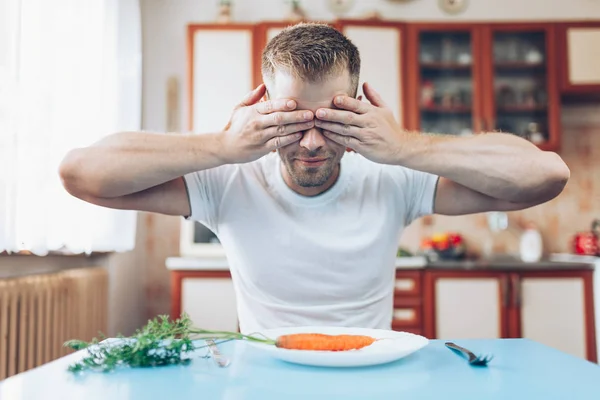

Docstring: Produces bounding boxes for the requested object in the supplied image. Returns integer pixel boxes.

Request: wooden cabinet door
[405,23,485,135]
[187,24,254,133]
[425,271,508,339]
[339,21,406,127]
[481,23,560,151]
[558,22,600,93]
[177,272,238,332]
[516,271,596,362]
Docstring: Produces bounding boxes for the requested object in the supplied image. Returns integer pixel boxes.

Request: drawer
[394,271,422,296]
[391,305,422,328]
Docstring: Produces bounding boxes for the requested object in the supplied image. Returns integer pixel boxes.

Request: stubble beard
[282,153,336,188]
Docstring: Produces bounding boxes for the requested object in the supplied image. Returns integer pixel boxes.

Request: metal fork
[445,342,493,366]
[205,339,231,367]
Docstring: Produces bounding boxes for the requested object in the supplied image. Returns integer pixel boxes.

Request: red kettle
[572,219,600,256]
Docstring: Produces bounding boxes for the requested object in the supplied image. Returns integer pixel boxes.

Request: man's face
[267,70,353,190]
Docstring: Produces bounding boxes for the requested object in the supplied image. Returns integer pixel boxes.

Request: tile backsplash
[400,102,600,257]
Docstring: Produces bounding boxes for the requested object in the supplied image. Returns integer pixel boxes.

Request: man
[59,23,569,334]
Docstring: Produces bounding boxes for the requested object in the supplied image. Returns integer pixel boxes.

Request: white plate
[246,326,429,367]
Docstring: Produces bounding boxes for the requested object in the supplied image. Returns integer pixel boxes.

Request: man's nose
[299,127,326,152]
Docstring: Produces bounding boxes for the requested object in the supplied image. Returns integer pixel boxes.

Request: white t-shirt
[184,152,438,334]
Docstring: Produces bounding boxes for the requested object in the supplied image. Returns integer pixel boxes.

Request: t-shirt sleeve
[182,164,238,231]
[387,165,439,226]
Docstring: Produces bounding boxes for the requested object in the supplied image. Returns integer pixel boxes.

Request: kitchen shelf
[420,62,472,69]
[494,62,545,70]
[496,105,548,113]
[421,105,472,114]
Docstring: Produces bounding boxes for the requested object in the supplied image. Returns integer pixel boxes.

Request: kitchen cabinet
[423,269,597,362]
[170,270,239,332]
[338,20,406,127]
[516,272,592,360]
[406,23,560,151]
[392,270,423,334]
[557,22,600,94]
[187,24,255,133]
[406,24,484,136]
[428,272,507,339]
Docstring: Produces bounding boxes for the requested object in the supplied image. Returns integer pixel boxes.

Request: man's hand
[220,84,314,164]
[314,82,405,164]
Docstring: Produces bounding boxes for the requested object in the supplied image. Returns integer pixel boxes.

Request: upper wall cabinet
[557,22,600,94]
[406,23,560,151]
[338,20,406,128]
[481,23,560,152]
[406,24,483,136]
[187,24,255,133]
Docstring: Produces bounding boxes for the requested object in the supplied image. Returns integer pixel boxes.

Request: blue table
[1,339,599,399]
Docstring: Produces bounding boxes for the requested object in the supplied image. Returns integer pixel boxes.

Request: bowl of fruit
[420,232,466,261]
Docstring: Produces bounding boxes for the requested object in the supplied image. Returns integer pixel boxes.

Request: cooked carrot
[275,333,377,351]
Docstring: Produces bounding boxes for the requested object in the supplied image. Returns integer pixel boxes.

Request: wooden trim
[557,22,600,94]
[170,270,231,321]
[471,26,484,134]
[422,270,435,338]
[186,24,255,132]
[583,270,597,363]
[507,273,521,338]
[545,24,561,152]
[405,24,420,130]
[423,270,509,339]
[480,25,494,133]
[170,271,183,320]
[517,270,597,363]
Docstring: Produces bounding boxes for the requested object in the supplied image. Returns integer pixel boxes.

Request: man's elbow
[58,149,103,199]
[539,152,570,202]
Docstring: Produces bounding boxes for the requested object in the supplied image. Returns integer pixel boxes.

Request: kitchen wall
[130,0,600,328]
[400,103,600,256]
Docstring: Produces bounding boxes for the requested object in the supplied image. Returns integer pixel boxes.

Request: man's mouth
[296,158,327,167]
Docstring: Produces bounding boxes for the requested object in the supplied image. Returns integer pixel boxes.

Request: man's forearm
[59,131,225,198]
[397,131,570,203]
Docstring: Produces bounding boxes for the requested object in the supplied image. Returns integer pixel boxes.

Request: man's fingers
[332,95,370,114]
[259,110,313,129]
[322,130,361,149]
[315,119,361,137]
[362,82,387,108]
[255,98,297,114]
[264,120,314,137]
[265,133,303,151]
[315,108,366,128]
[239,84,267,108]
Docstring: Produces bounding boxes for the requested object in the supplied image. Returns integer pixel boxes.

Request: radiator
[0,267,108,380]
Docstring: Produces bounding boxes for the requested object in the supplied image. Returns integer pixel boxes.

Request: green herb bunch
[65,314,197,373]
[64,314,275,373]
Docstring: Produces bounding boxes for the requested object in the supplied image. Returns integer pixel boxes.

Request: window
[0,0,141,255]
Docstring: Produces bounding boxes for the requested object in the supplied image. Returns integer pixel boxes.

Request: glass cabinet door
[490,30,551,146]
[417,30,477,136]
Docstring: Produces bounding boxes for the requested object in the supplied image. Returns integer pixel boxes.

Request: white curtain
[0,0,142,255]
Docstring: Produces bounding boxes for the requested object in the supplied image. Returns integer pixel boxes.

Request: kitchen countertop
[166,254,597,272]
[425,259,595,271]
[2,338,600,399]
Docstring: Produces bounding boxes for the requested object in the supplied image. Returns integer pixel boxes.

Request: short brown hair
[262,22,361,97]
